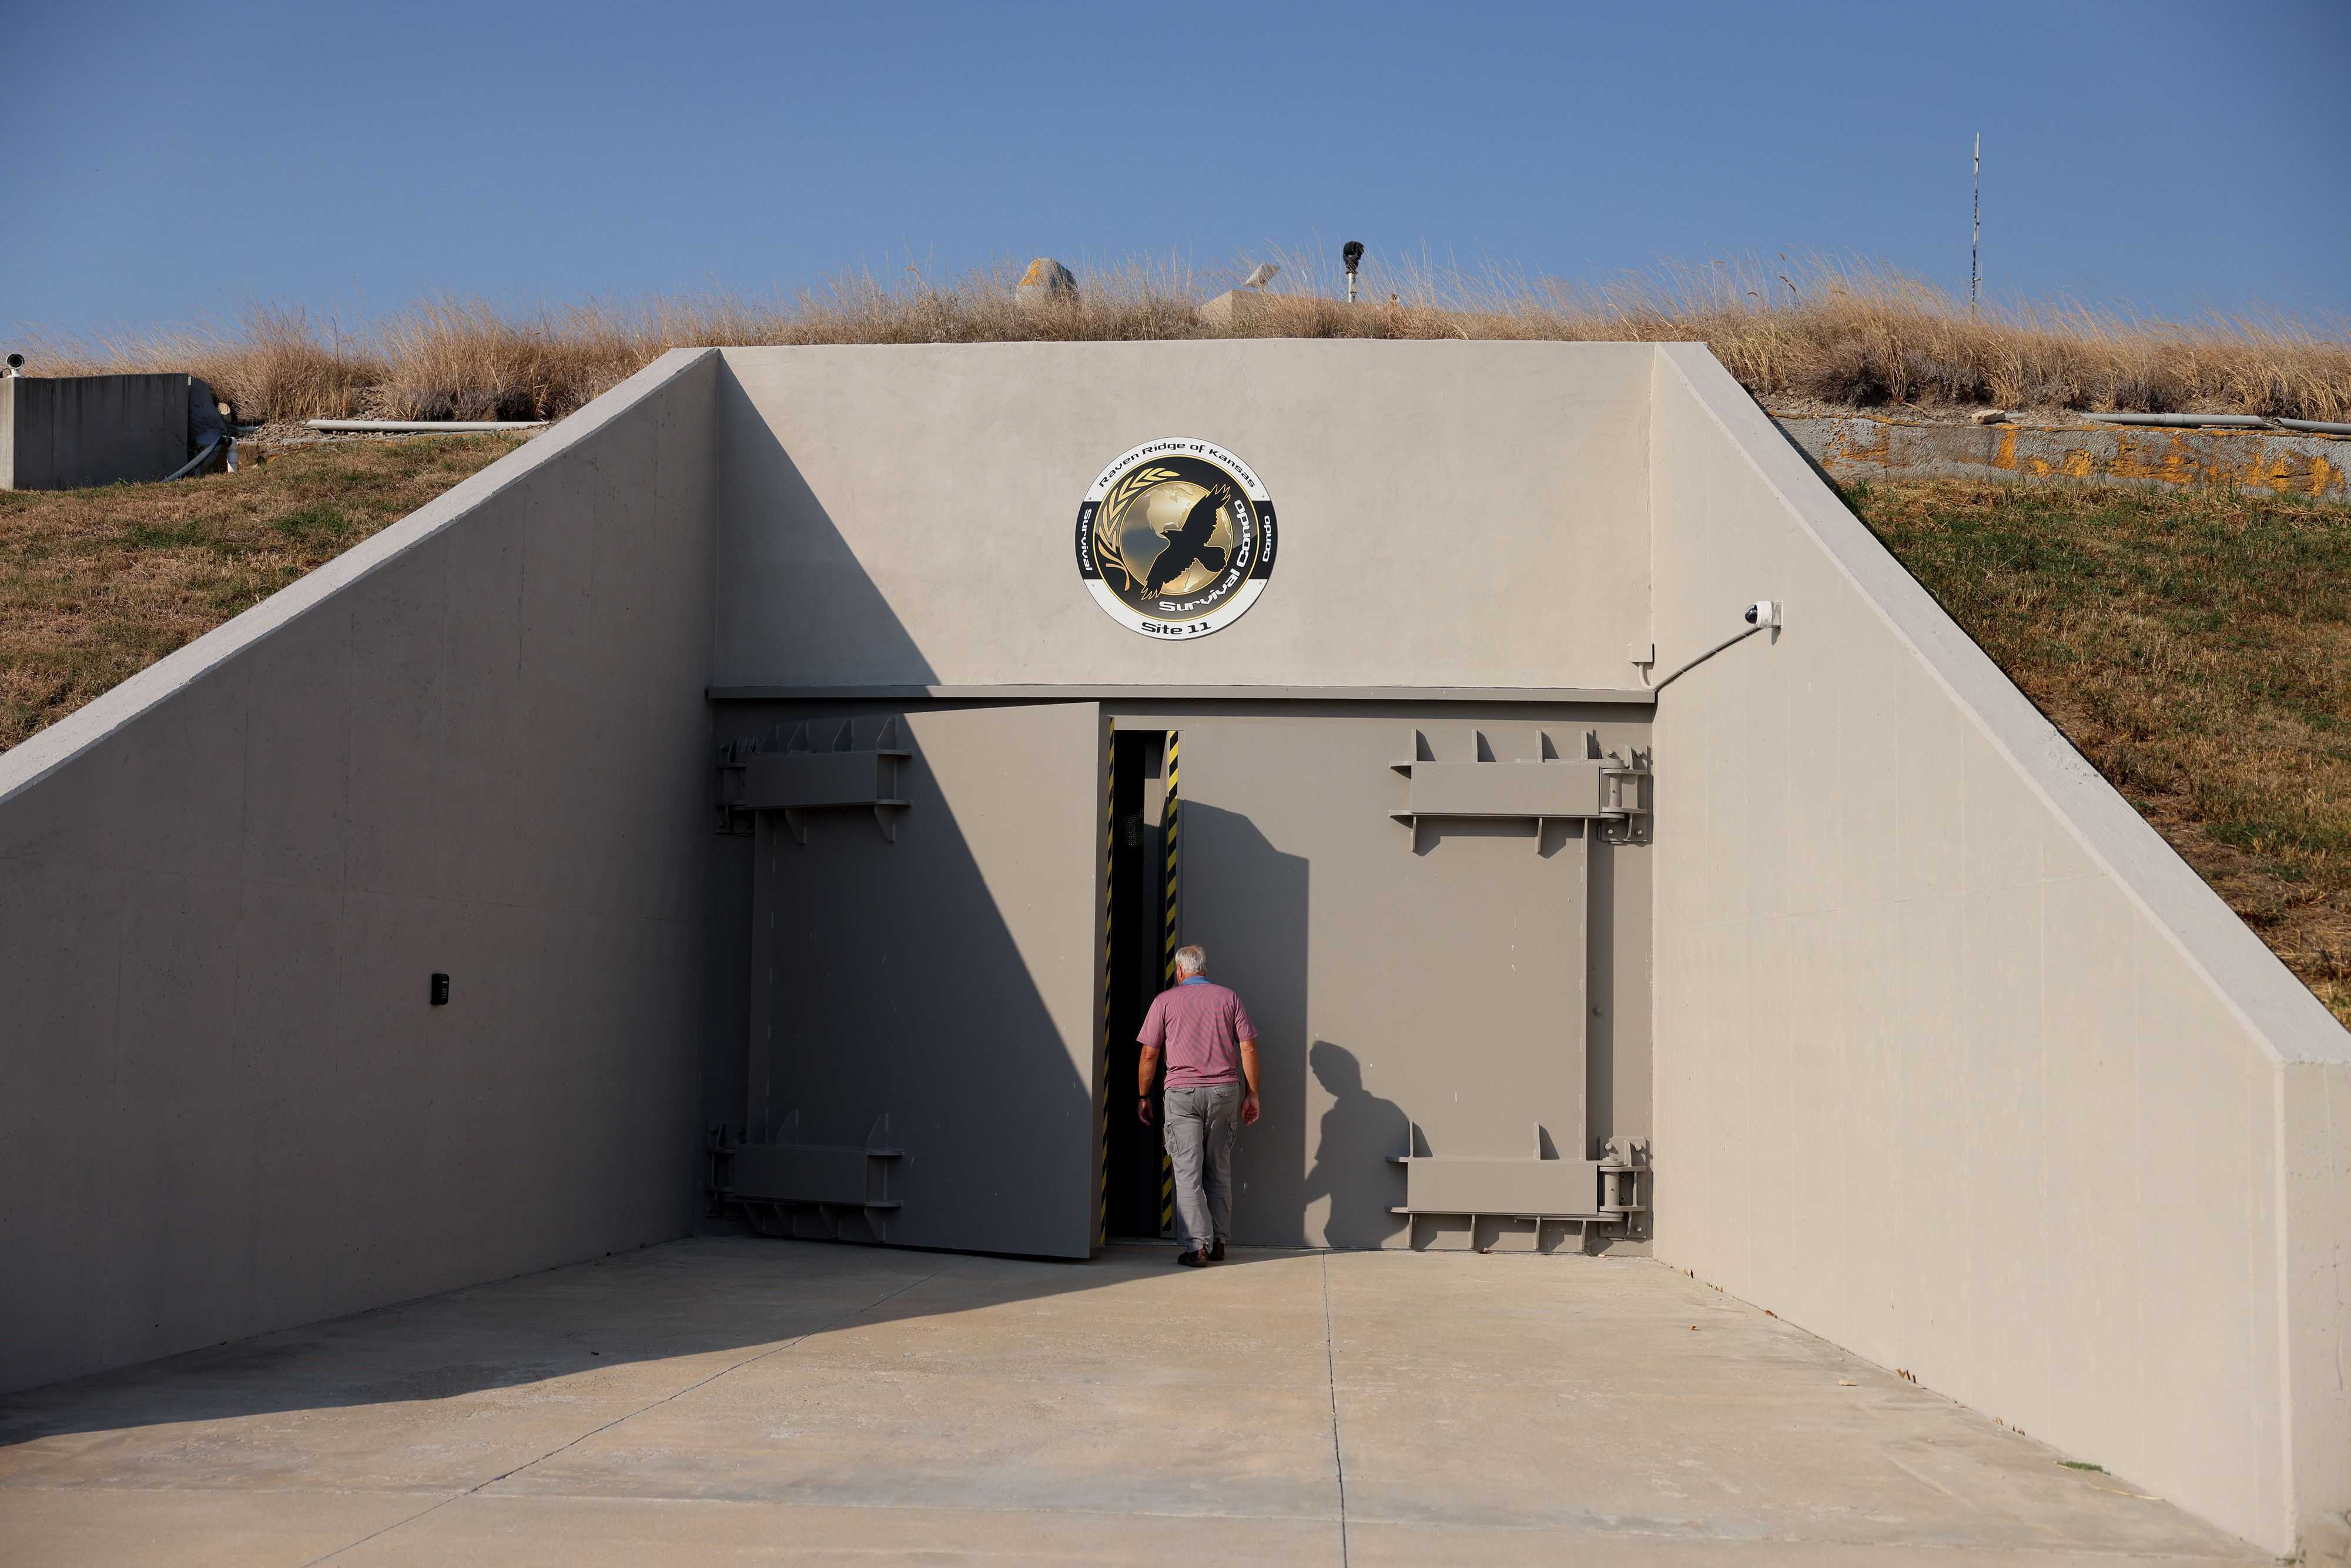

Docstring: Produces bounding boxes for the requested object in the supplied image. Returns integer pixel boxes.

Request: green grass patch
[272,502,351,538]
[1848,478,2351,1024]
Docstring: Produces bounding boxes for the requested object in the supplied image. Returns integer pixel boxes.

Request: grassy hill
[0,435,525,750]
[2,443,2344,1024]
[1844,478,2350,1024]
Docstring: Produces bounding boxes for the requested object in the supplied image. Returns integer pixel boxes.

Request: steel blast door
[745,703,1108,1259]
[1177,715,1589,1249]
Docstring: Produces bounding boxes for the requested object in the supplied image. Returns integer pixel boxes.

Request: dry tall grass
[18,253,2350,425]
[37,304,385,421]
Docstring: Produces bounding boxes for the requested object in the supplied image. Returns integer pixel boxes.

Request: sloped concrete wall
[1646,343,2351,1556]
[0,349,721,1395]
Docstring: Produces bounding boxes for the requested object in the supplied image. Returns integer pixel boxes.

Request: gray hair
[1173,944,1207,977]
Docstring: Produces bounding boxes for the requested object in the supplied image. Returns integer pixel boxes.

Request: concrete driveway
[0,1239,2264,1565]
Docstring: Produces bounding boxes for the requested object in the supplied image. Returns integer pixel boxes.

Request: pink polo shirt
[1137,978,1257,1089]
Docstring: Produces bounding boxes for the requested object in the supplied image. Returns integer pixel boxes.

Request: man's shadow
[1300,1040,1410,1249]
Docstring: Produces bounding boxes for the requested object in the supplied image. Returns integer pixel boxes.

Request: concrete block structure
[0,372,194,489]
[1774,409,2351,501]
[0,341,2343,1556]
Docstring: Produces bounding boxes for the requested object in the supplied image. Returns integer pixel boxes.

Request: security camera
[1743,599,1781,629]
[1342,241,1364,273]
[3,353,22,374]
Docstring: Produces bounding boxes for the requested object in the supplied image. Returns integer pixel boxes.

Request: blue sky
[6,0,2346,337]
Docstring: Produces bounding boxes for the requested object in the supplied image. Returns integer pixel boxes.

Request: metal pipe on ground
[2082,412,2273,430]
[2082,410,2351,437]
[160,439,222,483]
[304,418,548,433]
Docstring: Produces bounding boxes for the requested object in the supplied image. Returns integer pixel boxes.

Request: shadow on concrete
[1301,1041,1410,1250]
[702,368,946,1150]
[713,704,1104,1261]
[0,1240,1301,1449]
[0,528,1124,1438]
[1177,802,1313,1248]
[702,398,1101,1258]
[711,363,942,687]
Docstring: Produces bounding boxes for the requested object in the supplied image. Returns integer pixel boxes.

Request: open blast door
[712,703,1109,1258]
[1166,715,1650,1251]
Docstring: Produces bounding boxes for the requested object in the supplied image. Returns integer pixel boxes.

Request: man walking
[1136,944,1260,1267]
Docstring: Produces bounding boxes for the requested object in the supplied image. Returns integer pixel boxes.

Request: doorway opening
[1102,728,1174,1241]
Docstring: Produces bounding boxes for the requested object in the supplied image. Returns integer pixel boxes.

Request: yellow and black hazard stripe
[1159,730,1179,1238]
[1098,733,1117,1248]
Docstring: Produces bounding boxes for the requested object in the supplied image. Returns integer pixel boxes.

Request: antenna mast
[1971,133,1981,311]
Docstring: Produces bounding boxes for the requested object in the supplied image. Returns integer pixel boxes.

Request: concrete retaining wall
[714,340,1655,691]
[1775,411,2349,501]
[0,349,721,1395]
[1,373,190,490]
[1650,344,2351,1556]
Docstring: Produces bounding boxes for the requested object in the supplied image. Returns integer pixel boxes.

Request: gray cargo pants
[1163,1083,1240,1253]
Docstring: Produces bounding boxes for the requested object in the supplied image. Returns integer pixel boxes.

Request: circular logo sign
[1074,438,1277,638]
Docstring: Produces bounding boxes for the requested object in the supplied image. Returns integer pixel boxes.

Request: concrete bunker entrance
[709,699,1657,1259]
[8,340,2341,1554]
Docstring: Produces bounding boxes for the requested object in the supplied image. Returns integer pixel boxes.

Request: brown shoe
[1208,1240,1227,1262]
[1176,1249,1208,1268]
